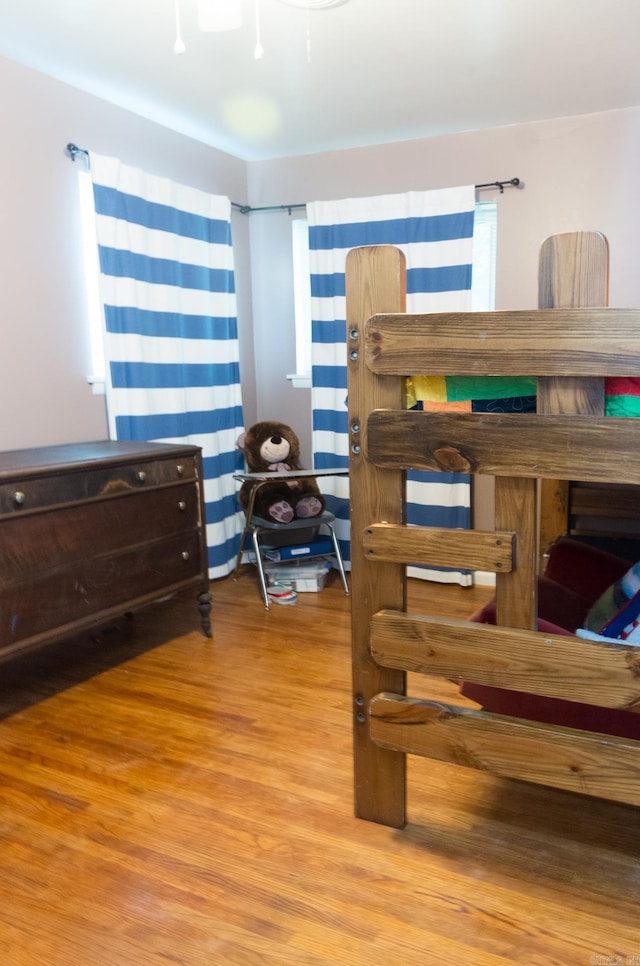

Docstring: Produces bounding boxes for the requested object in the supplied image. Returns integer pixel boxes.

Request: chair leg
[327,522,350,596]
[251,527,271,609]
[233,525,251,579]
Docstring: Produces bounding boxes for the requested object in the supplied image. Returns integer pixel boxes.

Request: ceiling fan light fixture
[191,0,350,65]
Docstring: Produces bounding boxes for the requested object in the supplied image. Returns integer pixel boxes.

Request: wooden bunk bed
[346,243,640,829]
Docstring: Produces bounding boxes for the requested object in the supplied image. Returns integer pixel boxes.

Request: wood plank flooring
[0,569,639,964]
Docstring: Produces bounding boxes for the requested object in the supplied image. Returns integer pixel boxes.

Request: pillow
[583,560,640,643]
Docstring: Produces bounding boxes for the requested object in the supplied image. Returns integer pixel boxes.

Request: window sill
[286,373,311,390]
[87,376,106,396]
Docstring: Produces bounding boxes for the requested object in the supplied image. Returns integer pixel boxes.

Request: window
[288,217,313,388]
[471,201,497,312]
[289,201,498,387]
[77,168,106,394]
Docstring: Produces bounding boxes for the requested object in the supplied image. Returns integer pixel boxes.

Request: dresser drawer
[0,484,200,581]
[0,455,198,516]
[1,530,203,649]
[0,440,210,657]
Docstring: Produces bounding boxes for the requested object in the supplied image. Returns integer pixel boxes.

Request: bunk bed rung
[369,611,640,710]
[367,410,640,485]
[364,308,640,375]
[361,523,514,572]
[369,693,640,808]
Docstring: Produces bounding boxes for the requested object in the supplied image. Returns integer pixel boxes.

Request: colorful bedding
[605,378,640,416]
[407,376,640,416]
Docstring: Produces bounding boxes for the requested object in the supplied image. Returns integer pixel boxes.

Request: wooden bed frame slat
[369,694,640,808]
[370,611,640,710]
[361,523,514,572]
[364,309,640,375]
[367,410,640,484]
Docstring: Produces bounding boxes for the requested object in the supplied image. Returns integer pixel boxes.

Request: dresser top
[0,440,201,480]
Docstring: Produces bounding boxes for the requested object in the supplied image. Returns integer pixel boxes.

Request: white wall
[4,43,640,507]
[247,208,308,446]
[246,107,640,507]
[248,108,640,313]
[0,53,253,451]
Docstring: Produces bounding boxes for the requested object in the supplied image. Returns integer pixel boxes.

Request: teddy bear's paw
[295,496,323,518]
[269,501,295,523]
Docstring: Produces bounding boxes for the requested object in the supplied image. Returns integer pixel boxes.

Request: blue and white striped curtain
[308,186,475,584]
[90,155,244,579]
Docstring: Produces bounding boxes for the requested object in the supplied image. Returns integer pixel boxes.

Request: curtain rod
[231,178,521,214]
[66,146,520,211]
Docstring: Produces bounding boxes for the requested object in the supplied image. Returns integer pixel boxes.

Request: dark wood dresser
[0,440,212,663]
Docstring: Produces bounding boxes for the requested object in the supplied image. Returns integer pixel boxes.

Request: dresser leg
[198,591,213,638]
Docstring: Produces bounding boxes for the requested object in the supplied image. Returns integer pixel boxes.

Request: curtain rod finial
[66,143,90,166]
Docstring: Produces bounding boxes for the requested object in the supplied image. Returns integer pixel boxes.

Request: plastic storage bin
[264,559,332,592]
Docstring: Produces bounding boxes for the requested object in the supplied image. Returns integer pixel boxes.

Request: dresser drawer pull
[13,491,26,506]
[181,551,191,561]
[177,501,187,511]
[176,464,185,476]
[136,470,147,483]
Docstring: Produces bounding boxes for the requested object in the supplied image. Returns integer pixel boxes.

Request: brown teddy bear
[237,420,326,523]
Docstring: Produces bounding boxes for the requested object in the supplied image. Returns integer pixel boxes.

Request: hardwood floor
[0,570,639,965]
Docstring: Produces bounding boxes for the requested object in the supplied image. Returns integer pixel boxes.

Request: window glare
[77,170,105,383]
[291,218,312,377]
[471,202,497,311]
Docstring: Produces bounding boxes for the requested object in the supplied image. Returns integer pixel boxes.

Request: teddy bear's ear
[236,431,247,451]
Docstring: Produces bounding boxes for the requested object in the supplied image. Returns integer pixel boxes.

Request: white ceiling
[1,0,640,162]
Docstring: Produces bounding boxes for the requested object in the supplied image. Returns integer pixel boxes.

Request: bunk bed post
[495,477,538,629]
[346,245,408,828]
[538,231,609,569]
